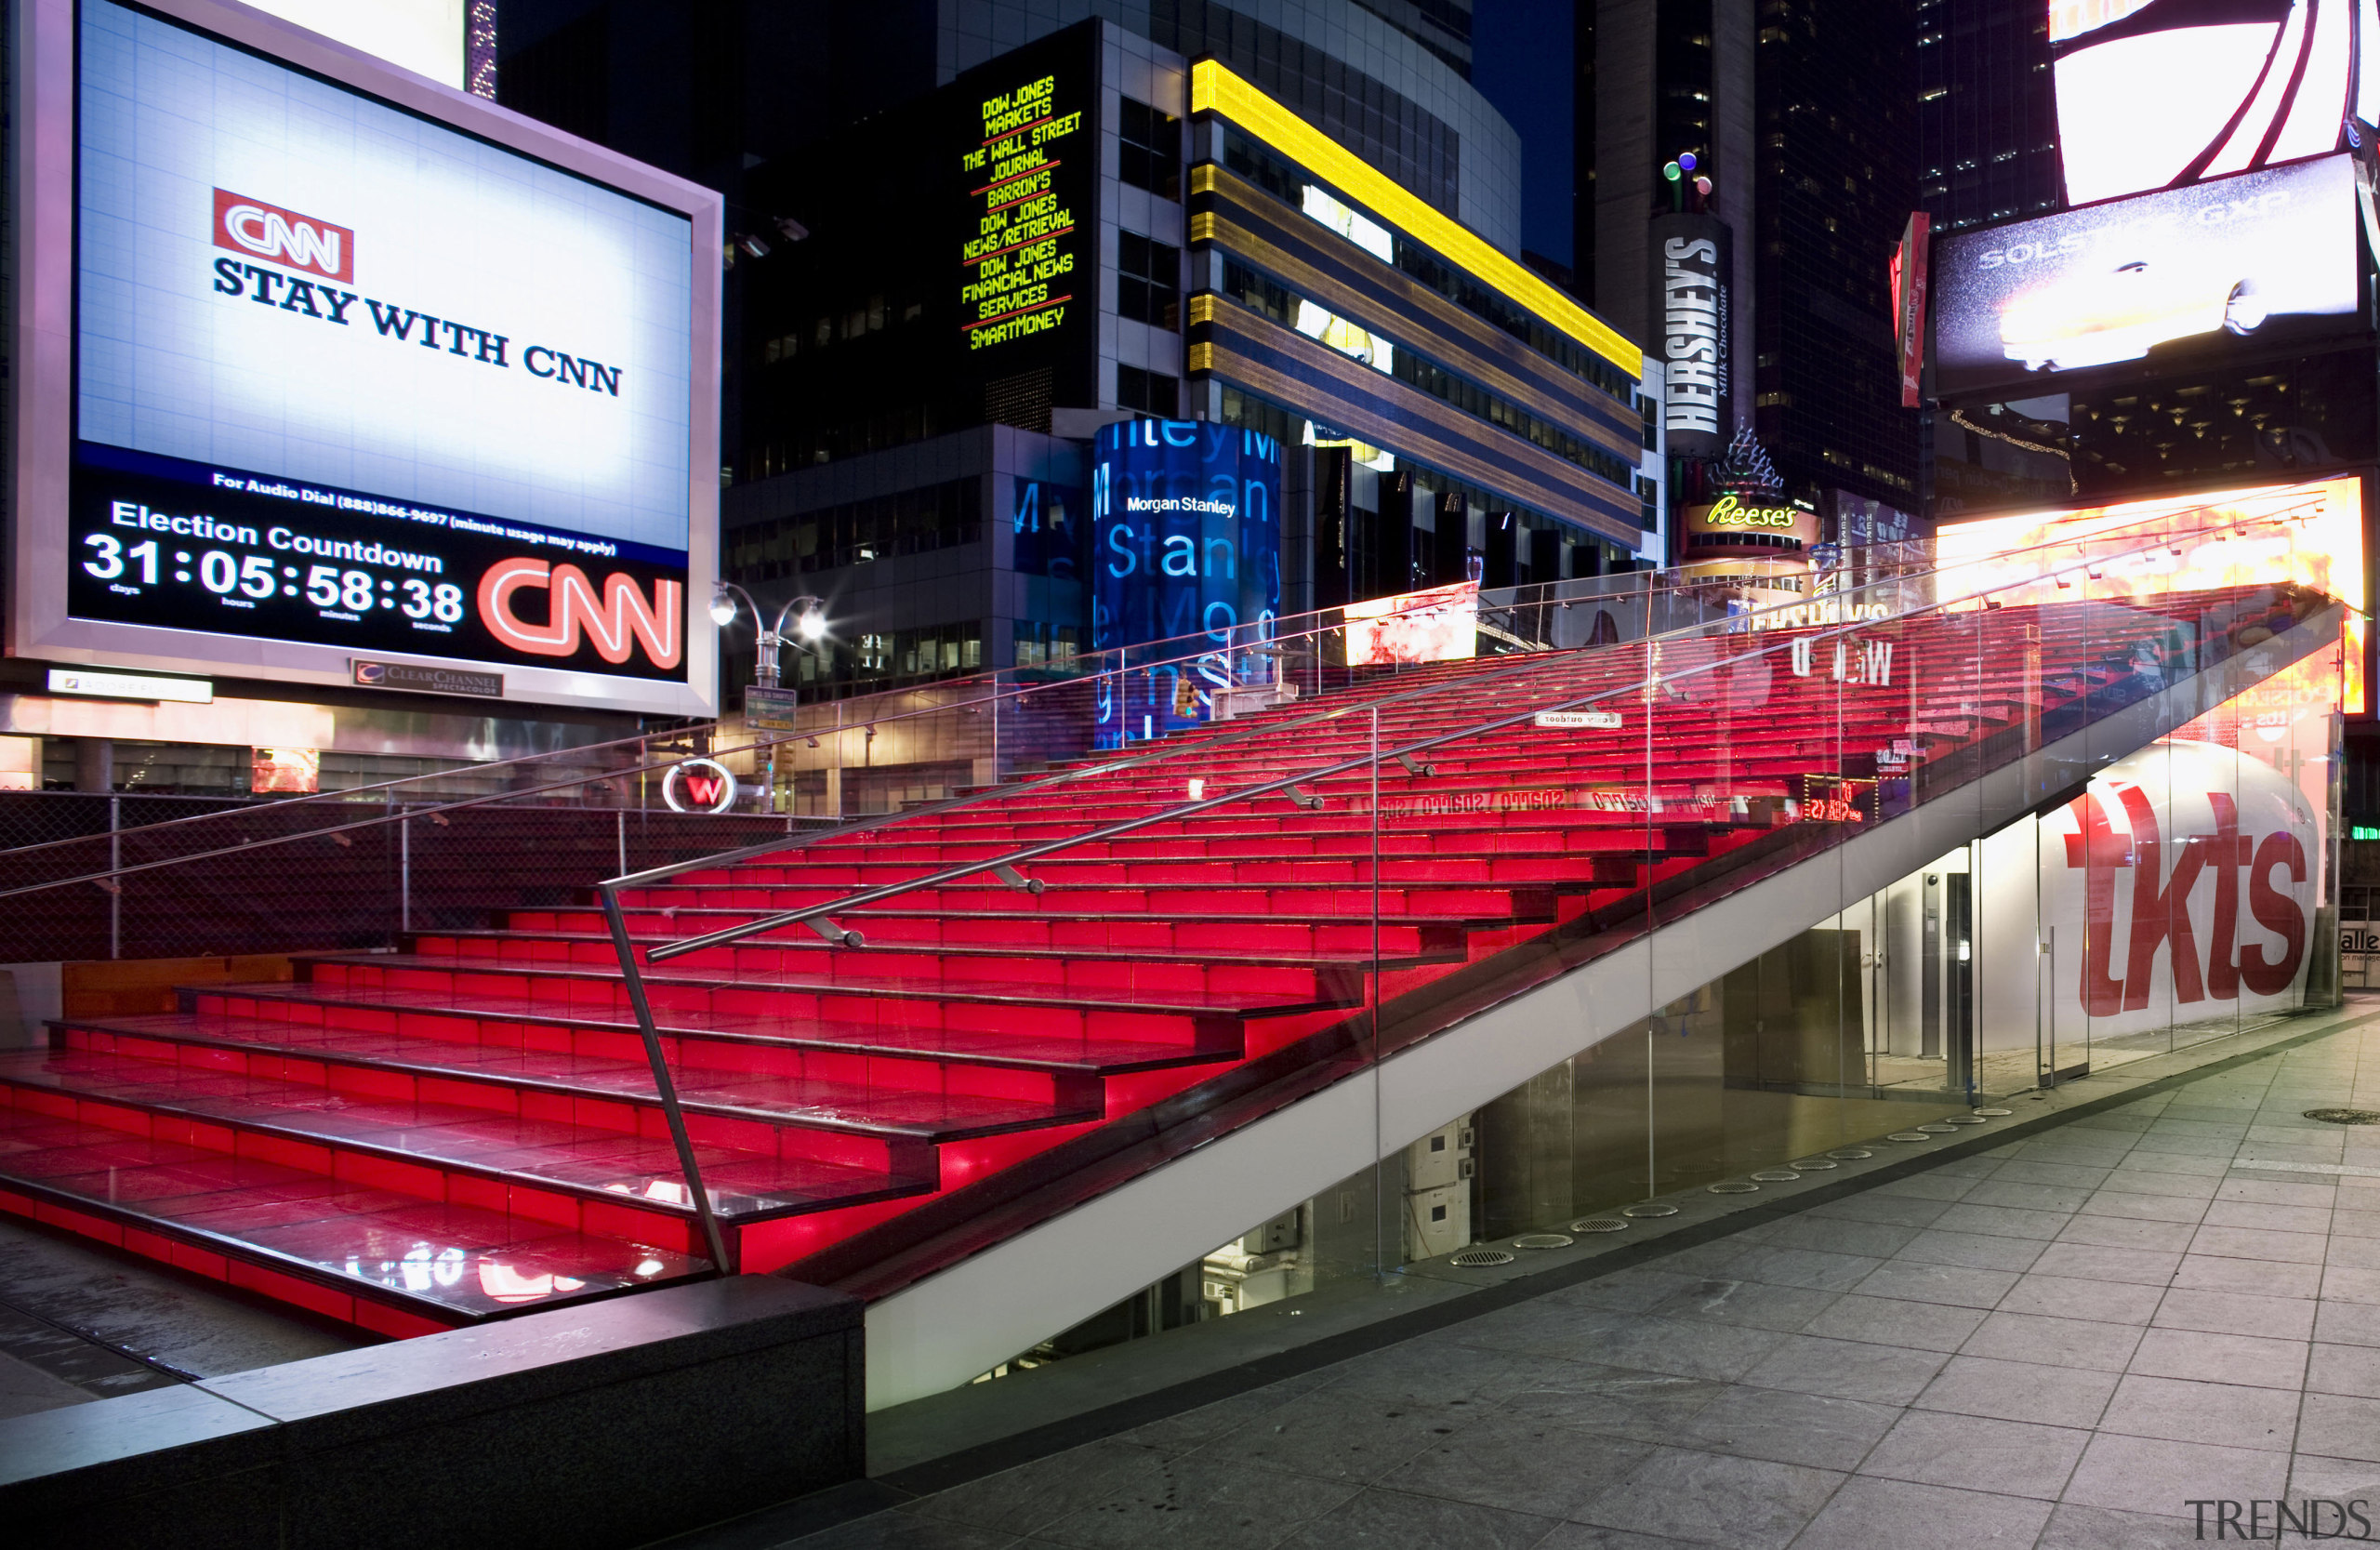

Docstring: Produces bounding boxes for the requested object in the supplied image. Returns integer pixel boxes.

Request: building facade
[1576,0,1920,577]
[719,20,1656,729]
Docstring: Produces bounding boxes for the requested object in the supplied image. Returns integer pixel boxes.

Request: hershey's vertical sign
[1649,213,1732,459]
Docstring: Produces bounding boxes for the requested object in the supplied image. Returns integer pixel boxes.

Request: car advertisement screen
[68,0,696,688]
[1932,154,2360,402]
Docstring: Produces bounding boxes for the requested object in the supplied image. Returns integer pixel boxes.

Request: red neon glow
[477,559,683,669]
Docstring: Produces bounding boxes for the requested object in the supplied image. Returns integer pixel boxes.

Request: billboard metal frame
[8,0,724,717]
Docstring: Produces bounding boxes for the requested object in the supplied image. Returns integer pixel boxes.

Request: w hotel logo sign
[212,189,353,284]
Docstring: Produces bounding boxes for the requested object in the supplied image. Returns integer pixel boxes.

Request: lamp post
[710,584,827,815]
[708,582,826,689]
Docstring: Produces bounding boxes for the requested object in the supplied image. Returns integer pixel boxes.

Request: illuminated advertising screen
[1932,154,2360,402]
[1891,212,1929,409]
[2052,0,2380,206]
[954,25,1096,404]
[244,1,466,86]
[1346,581,1479,666]
[12,0,720,715]
[1934,474,2366,714]
[1091,419,1283,746]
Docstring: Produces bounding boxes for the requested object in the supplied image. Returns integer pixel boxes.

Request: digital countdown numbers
[67,444,690,682]
[958,49,1087,354]
[82,516,467,620]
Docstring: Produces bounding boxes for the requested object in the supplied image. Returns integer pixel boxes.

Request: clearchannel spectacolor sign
[10,0,724,715]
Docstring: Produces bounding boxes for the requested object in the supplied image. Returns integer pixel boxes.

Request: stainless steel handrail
[623,495,2325,964]
[0,579,1509,878]
[552,492,2316,1267]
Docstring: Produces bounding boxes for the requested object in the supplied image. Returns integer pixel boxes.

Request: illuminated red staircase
[0,587,2312,1332]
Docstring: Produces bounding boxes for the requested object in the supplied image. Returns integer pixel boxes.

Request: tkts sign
[2044,740,2314,1035]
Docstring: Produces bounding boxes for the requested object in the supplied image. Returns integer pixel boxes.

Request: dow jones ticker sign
[954,25,1095,406]
[1091,419,1282,747]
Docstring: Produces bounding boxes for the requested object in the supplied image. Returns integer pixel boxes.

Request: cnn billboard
[11,0,722,715]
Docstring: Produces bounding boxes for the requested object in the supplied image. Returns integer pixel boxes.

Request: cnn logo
[212,189,353,284]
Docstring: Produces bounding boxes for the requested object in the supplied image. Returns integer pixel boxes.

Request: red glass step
[0,1105,704,1329]
[416,926,1462,983]
[406,934,1394,1003]
[294,955,1304,1047]
[0,1047,935,1226]
[194,982,1246,1074]
[56,1014,1106,1142]
[522,907,1466,958]
[307,949,1362,1019]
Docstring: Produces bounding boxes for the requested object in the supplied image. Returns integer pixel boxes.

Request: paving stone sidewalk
[760,1014,2380,1550]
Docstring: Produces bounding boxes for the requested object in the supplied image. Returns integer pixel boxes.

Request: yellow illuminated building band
[1188,60,1639,379]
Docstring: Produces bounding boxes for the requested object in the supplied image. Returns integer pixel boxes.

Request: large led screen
[2053,0,2380,206]
[27,0,713,709]
[1934,474,2366,715]
[1345,581,1478,667]
[1932,154,2359,402]
[1091,418,1282,747]
[952,24,1096,406]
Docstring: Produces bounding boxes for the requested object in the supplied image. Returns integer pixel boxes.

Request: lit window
[1303,419,1394,470]
[1301,184,1395,264]
[1292,298,1395,373]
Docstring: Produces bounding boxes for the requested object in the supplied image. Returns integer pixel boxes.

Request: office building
[714,18,1657,731]
[1912,0,2058,238]
[1578,0,1920,574]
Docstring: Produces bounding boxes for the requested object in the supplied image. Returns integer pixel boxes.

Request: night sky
[1471,0,1576,269]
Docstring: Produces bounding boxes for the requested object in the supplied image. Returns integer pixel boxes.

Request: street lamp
[709,582,826,689]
